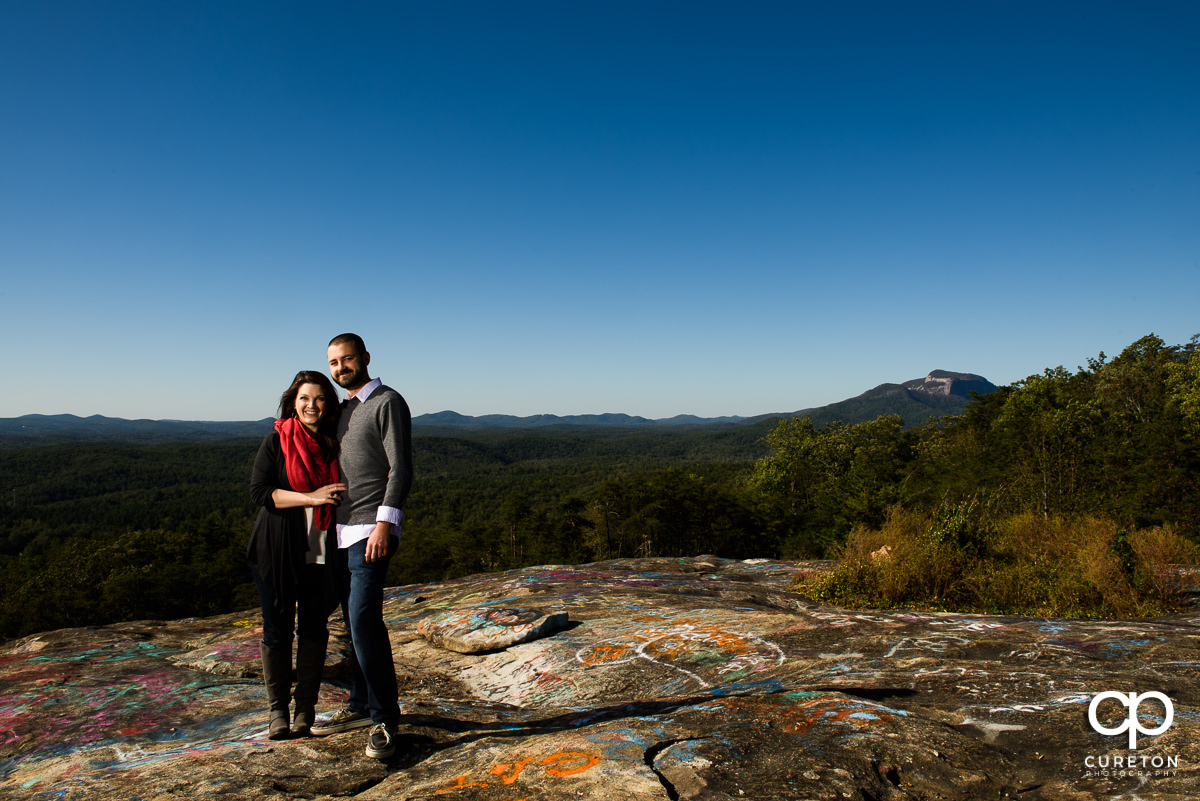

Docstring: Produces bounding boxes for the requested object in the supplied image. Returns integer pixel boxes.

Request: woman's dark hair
[278,370,341,459]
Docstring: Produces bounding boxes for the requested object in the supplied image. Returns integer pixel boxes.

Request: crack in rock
[646,738,711,801]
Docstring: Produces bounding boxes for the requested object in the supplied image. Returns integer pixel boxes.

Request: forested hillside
[0,421,772,638]
[1,334,1196,638]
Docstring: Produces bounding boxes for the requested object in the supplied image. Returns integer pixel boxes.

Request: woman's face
[294,383,329,433]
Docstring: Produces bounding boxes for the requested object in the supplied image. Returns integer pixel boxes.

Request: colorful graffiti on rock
[687,690,907,740]
[6,557,1200,799]
[431,749,601,795]
[416,607,568,654]
[0,635,270,795]
[576,609,785,691]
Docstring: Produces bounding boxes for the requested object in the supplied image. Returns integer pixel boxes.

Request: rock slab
[416,607,570,654]
[2,556,1200,800]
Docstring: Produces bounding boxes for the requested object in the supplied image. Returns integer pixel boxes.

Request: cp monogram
[1088,691,1174,749]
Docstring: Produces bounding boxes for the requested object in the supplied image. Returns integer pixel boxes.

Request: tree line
[1,333,1196,637]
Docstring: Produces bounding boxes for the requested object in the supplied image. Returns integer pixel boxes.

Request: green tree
[750,414,907,556]
[989,368,1099,517]
[1167,335,1200,431]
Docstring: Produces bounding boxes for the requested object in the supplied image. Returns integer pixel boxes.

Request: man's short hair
[328,332,367,355]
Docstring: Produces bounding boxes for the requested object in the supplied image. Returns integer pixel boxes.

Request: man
[310,333,413,760]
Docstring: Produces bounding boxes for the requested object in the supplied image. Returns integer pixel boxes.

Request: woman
[249,370,347,739]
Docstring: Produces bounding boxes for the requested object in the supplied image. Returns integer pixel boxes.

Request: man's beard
[335,368,364,389]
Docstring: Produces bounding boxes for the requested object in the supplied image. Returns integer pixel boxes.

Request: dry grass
[792,505,1199,618]
[1130,523,1200,600]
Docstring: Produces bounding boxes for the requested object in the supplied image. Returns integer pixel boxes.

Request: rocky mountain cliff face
[787,371,999,429]
[4,557,1198,800]
[904,370,998,399]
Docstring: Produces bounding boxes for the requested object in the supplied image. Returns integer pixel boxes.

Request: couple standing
[247,333,413,760]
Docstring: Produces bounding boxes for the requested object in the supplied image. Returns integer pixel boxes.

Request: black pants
[252,561,329,650]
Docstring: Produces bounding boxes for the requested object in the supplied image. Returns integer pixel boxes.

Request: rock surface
[416,607,571,654]
[905,370,997,399]
[3,556,1199,800]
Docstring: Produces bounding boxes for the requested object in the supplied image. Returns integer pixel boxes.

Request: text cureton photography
[1083,691,1181,779]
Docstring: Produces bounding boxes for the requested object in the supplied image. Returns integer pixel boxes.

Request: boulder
[417,607,570,654]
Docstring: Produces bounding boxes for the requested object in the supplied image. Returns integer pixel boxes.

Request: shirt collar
[348,377,382,403]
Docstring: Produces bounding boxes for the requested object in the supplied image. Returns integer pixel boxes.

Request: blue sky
[3,1,1197,421]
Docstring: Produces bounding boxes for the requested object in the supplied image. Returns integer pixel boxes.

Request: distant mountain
[756,370,998,429]
[0,370,996,446]
[413,410,747,430]
[0,414,275,446]
[415,370,995,431]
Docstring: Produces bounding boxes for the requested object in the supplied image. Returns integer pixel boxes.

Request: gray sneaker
[309,707,372,736]
[365,723,397,760]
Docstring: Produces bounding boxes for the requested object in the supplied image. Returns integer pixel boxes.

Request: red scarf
[274,417,340,532]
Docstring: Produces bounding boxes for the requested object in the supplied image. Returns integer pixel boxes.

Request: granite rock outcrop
[3,557,1199,800]
[903,371,997,400]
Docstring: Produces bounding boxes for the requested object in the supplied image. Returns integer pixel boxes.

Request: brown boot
[292,633,328,736]
[260,643,292,740]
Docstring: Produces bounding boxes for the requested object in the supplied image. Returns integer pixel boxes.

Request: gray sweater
[335,384,413,527]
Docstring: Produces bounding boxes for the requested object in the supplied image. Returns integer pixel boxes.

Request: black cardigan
[248,432,332,613]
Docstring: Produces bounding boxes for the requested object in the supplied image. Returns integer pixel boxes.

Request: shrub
[792,507,1197,618]
[1129,523,1200,602]
[794,506,971,610]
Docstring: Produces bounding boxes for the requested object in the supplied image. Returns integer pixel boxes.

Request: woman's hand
[270,484,346,509]
[308,482,347,506]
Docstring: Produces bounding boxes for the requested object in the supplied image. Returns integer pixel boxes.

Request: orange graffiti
[434,750,600,794]
[789,696,897,734]
[579,643,633,665]
[435,775,490,794]
[540,751,599,777]
[594,619,777,672]
[719,695,897,736]
[490,757,535,784]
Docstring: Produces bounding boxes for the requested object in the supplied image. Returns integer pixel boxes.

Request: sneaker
[365,723,397,760]
[309,707,372,736]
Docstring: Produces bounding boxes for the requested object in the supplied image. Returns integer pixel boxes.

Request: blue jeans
[339,536,400,726]
[252,562,329,651]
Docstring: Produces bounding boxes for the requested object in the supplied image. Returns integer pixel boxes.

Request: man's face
[327,342,370,392]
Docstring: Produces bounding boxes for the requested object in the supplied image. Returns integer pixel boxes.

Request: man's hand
[365,521,393,563]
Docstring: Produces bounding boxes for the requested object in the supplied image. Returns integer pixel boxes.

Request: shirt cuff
[376,506,404,526]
